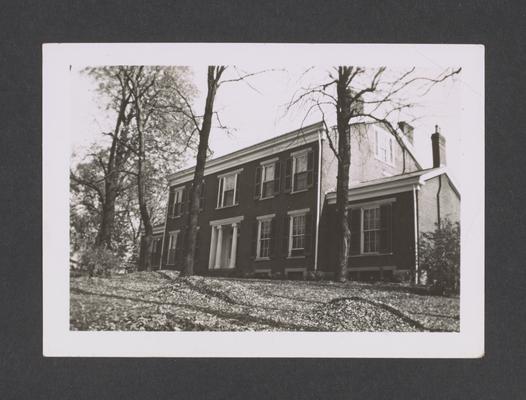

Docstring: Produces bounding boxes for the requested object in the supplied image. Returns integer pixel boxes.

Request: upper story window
[170,188,185,217]
[217,169,242,208]
[284,149,314,193]
[375,129,395,165]
[254,159,280,200]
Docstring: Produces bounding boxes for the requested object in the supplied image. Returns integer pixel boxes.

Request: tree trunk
[335,67,353,282]
[132,68,155,271]
[95,80,130,249]
[182,66,224,276]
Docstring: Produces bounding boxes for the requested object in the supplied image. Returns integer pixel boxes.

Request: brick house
[141,121,460,281]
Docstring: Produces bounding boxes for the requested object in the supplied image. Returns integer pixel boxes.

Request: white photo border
[43,43,484,358]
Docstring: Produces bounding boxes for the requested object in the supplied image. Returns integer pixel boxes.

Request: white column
[208,225,217,269]
[214,225,223,269]
[229,223,239,269]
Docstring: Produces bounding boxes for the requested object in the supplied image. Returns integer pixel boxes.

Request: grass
[70,271,460,332]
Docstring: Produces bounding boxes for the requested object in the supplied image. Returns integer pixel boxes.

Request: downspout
[158,185,170,270]
[436,174,443,229]
[413,184,420,284]
[314,129,323,272]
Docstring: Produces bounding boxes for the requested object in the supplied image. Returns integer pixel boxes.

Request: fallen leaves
[70,271,459,332]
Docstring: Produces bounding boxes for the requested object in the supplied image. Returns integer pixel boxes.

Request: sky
[71,65,463,186]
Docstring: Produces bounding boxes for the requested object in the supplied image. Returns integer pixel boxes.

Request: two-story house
[143,121,460,282]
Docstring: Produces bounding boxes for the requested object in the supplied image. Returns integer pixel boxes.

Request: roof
[325,167,460,203]
[167,121,325,186]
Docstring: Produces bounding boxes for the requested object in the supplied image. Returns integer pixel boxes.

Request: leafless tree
[288,66,461,282]
[177,66,276,276]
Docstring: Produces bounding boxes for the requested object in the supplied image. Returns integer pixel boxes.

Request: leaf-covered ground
[70,271,459,332]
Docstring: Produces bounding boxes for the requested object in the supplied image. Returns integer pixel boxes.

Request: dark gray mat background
[1,1,524,398]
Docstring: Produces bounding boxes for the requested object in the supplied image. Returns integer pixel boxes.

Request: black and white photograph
[43,43,484,357]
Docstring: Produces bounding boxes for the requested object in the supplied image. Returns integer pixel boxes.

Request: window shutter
[350,208,361,255]
[270,218,277,258]
[217,177,223,208]
[273,162,281,195]
[234,174,240,205]
[168,190,175,217]
[175,231,183,266]
[251,221,258,259]
[284,158,293,193]
[194,230,200,261]
[181,187,188,214]
[282,215,290,256]
[304,212,313,255]
[306,151,314,188]
[380,204,392,253]
[254,166,262,199]
[199,180,206,211]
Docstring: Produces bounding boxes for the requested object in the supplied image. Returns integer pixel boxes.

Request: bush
[419,219,460,295]
[79,246,122,277]
[306,270,325,281]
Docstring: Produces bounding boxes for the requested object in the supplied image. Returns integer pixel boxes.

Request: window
[171,188,184,217]
[293,152,308,191]
[255,160,280,200]
[261,163,275,198]
[217,170,241,208]
[375,129,394,164]
[167,231,179,264]
[362,207,381,253]
[291,214,306,250]
[285,150,313,193]
[360,205,392,254]
[258,219,272,258]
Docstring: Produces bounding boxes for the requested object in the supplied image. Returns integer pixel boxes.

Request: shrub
[306,270,325,281]
[79,246,122,277]
[419,219,460,295]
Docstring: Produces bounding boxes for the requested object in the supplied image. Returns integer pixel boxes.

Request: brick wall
[161,141,321,276]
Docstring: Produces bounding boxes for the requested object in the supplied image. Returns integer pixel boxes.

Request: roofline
[167,121,324,186]
[325,167,460,203]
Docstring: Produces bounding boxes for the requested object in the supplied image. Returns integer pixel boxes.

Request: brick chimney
[398,121,414,145]
[431,125,446,168]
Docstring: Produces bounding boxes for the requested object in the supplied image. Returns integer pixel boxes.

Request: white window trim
[256,216,273,260]
[172,188,184,217]
[166,230,180,265]
[259,162,276,200]
[291,149,310,193]
[360,206,382,255]
[288,212,307,256]
[217,170,241,209]
[259,157,278,166]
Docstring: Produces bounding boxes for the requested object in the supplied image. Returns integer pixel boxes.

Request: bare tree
[176,66,277,276]
[288,66,461,282]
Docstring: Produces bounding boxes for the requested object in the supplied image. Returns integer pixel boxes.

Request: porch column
[214,225,223,269]
[228,222,239,269]
[208,225,217,269]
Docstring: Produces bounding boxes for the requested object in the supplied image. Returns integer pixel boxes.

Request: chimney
[398,121,414,145]
[431,125,446,168]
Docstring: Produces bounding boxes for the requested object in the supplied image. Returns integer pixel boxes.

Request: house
[140,121,460,282]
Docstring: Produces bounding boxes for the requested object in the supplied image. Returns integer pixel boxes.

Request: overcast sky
[71,65,462,186]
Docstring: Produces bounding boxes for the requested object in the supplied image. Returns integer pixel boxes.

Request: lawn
[70,271,459,332]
